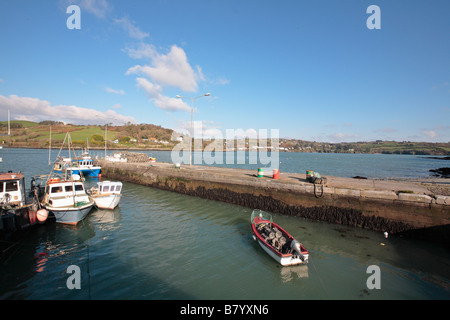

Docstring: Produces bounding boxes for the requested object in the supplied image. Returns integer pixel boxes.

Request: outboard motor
[290,240,305,262]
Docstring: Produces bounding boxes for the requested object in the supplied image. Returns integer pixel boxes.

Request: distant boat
[251,209,309,266]
[52,135,101,178]
[41,175,95,225]
[67,155,102,177]
[88,181,122,210]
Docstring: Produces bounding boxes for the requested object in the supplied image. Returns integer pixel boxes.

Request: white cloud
[126,44,201,92]
[115,16,149,40]
[0,94,136,125]
[125,44,206,112]
[105,87,125,95]
[134,77,191,112]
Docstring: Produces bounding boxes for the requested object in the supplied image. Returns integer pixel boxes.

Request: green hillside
[0,121,176,150]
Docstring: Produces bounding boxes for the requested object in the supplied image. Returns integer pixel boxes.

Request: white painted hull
[92,194,121,210]
[256,238,309,266]
[46,200,94,225]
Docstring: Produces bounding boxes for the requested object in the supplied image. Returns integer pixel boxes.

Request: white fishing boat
[88,181,122,210]
[41,175,94,225]
[251,209,309,266]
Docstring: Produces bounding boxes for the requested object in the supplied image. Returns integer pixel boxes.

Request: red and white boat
[251,209,309,266]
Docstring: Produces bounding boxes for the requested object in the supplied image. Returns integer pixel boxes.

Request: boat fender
[37,209,48,223]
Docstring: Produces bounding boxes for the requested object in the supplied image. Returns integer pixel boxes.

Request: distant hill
[1,120,448,155]
[0,120,177,150]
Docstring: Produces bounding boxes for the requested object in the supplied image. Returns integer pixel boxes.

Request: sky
[0,0,449,143]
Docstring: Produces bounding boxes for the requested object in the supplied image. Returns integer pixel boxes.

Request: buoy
[98,173,102,181]
[37,209,48,223]
[384,231,388,238]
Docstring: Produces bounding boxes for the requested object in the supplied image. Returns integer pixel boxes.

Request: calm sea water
[0,148,449,300]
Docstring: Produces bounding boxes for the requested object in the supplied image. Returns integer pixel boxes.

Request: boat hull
[255,238,309,266]
[69,168,101,177]
[45,201,94,225]
[92,194,121,210]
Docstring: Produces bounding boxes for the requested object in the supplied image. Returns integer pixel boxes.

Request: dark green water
[0,149,449,300]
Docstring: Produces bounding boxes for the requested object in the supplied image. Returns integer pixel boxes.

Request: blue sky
[0,0,449,142]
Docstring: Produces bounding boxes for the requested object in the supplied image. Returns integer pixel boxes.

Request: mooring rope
[310,258,330,299]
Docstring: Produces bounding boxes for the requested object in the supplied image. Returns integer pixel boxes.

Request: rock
[429,167,450,178]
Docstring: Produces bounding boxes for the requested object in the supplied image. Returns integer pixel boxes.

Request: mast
[48,126,52,165]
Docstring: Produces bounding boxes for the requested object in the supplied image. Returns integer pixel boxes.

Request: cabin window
[116,185,121,192]
[103,186,110,192]
[0,183,3,193]
[65,185,73,192]
[110,186,115,192]
[51,186,63,193]
[5,181,18,192]
[74,184,84,191]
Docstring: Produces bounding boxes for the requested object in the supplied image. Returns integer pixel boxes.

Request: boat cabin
[96,181,122,195]
[77,157,95,167]
[45,180,90,208]
[0,172,26,207]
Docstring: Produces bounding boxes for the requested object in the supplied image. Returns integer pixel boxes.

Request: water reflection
[280,265,309,283]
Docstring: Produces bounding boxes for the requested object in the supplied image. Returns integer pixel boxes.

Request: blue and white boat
[68,155,102,177]
[53,154,101,178]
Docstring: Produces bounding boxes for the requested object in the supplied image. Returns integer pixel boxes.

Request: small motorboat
[251,209,309,266]
[41,175,95,225]
[88,181,122,210]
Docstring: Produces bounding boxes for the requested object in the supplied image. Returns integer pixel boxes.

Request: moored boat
[68,156,101,177]
[0,172,48,239]
[41,175,94,225]
[88,181,122,210]
[251,209,309,266]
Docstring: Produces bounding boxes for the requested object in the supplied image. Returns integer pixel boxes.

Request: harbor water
[0,148,449,300]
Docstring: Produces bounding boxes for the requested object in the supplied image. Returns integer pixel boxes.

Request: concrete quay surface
[97,160,450,243]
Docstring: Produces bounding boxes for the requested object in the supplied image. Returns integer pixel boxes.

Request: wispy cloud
[328,132,361,142]
[0,94,135,125]
[422,130,438,138]
[61,0,112,18]
[105,87,125,95]
[115,16,149,40]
